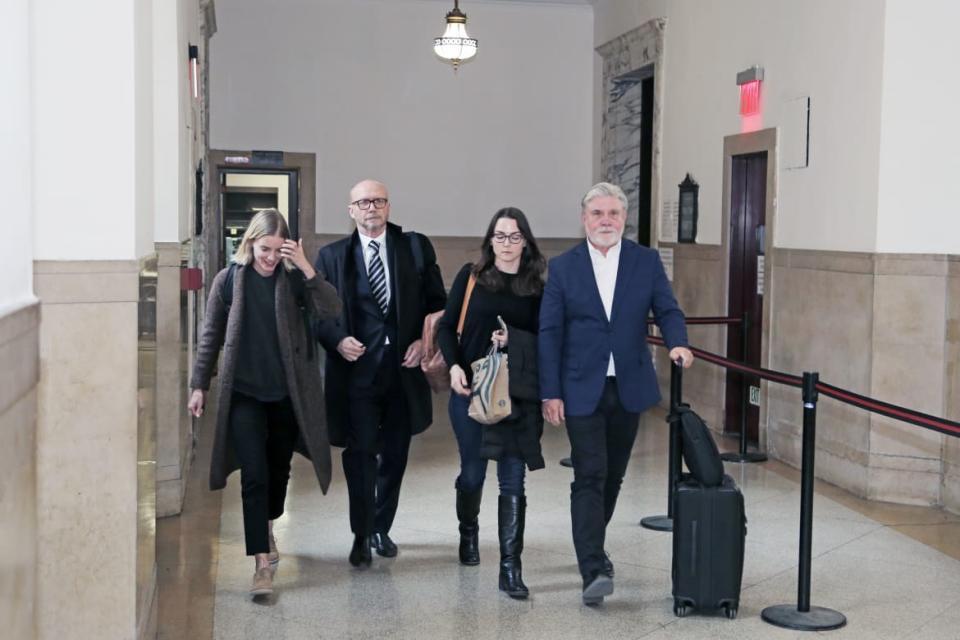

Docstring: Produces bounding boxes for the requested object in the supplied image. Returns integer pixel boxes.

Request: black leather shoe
[603,551,614,578]
[582,573,614,606]
[370,532,398,558]
[349,535,372,568]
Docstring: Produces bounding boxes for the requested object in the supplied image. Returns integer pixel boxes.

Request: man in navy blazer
[539,182,693,605]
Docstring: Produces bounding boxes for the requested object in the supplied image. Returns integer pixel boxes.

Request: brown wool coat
[189,264,342,492]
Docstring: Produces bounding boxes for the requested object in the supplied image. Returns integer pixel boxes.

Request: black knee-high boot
[498,494,529,599]
[456,486,482,565]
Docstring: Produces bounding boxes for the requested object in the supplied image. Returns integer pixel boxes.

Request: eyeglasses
[351,198,389,210]
[492,232,524,245]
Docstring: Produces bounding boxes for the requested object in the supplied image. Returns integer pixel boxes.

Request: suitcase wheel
[673,601,691,617]
[724,605,738,620]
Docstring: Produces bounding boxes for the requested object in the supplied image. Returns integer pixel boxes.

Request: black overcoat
[314,222,447,447]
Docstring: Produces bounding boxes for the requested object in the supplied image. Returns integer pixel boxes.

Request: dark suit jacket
[538,239,688,417]
[314,222,446,446]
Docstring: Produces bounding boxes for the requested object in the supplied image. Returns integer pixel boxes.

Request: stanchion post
[761,372,846,631]
[721,311,768,463]
[640,358,684,532]
[739,311,750,457]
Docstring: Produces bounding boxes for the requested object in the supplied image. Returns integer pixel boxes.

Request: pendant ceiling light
[433,0,477,72]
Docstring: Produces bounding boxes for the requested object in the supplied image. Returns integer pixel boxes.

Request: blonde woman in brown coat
[188,209,341,597]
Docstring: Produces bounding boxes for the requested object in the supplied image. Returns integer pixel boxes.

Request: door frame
[205,150,317,292]
[720,129,778,447]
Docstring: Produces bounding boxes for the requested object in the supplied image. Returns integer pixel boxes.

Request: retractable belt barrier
[643,328,958,632]
[645,335,960,439]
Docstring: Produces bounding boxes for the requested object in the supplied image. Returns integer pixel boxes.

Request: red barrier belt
[646,335,802,387]
[646,336,960,438]
[815,381,960,439]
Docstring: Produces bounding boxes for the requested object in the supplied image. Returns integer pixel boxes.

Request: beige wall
[34,261,142,639]
[0,302,40,640]
[766,251,955,508]
[767,250,875,496]
[210,0,594,239]
[156,244,188,518]
[666,246,959,512]
[653,244,726,432]
[941,262,960,512]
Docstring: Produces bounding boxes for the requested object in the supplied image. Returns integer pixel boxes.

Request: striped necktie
[367,239,389,315]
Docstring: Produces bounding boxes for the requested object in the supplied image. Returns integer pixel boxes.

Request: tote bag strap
[456,273,476,342]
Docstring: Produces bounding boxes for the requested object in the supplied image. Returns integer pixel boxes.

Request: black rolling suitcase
[671,473,746,619]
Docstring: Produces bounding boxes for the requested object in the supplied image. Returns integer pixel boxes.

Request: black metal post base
[639,515,672,532]
[761,605,847,631]
[559,457,573,468]
[721,451,768,463]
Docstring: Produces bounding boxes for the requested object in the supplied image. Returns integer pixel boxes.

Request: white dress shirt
[587,239,621,376]
[358,230,391,344]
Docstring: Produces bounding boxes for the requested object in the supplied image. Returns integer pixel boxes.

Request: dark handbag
[674,405,724,487]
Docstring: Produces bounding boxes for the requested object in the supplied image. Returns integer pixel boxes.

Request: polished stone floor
[159,393,960,639]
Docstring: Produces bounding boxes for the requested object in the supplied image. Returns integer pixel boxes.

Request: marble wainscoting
[0,300,40,640]
[652,243,727,432]
[33,259,151,639]
[945,262,960,513]
[766,250,875,497]
[768,250,959,511]
[313,234,581,290]
[155,242,191,517]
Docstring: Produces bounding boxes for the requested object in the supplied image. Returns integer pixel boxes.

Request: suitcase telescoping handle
[670,356,684,411]
[639,357,686,532]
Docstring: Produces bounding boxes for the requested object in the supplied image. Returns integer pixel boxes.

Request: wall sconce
[188,44,199,99]
[433,0,478,72]
[677,173,699,244]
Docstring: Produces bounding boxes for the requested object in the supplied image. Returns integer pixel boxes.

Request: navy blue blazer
[538,239,688,417]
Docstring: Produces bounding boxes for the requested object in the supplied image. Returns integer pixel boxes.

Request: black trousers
[565,378,640,582]
[228,392,300,556]
[344,348,412,536]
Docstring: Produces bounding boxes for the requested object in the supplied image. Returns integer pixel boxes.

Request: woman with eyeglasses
[187,209,341,598]
[436,207,547,599]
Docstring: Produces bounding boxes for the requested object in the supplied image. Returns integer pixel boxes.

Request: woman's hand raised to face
[281,239,316,279]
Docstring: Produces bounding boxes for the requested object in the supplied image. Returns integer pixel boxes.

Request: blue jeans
[448,392,525,496]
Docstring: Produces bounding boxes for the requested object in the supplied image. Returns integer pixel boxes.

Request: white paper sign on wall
[660,200,679,242]
[659,247,674,281]
[757,255,765,295]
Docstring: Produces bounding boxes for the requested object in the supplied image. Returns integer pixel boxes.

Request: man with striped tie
[315,179,447,568]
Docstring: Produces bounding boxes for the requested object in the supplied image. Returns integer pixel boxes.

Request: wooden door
[724,152,767,441]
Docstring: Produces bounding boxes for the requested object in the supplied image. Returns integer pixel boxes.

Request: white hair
[580,182,628,211]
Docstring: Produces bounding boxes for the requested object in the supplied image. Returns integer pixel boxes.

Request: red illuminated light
[739,80,761,116]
